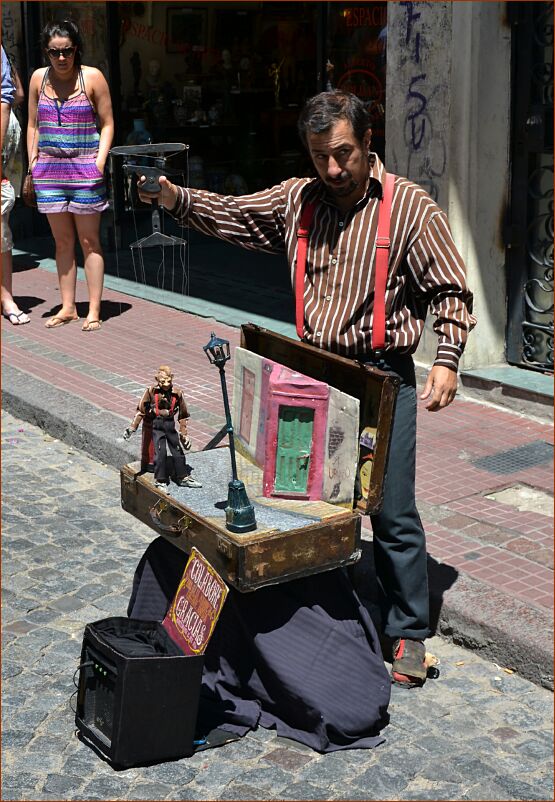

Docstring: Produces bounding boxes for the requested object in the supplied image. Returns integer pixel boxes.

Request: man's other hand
[420,365,458,411]
[137,175,179,209]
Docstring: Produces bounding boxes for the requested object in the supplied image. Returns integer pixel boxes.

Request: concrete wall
[2,2,23,65]
[386,2,512,370]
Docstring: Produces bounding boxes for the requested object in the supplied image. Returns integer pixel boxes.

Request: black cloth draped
[128,537,391,753]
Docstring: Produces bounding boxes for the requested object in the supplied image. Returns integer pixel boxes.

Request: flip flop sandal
[391,638,428,687]
[81,320,102,332]
[45,315,79,328]
[4,311,30,325]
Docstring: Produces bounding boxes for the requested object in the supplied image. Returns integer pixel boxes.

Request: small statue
[146,58,162,90]
[268,58,284,108]
[123,365,202,492]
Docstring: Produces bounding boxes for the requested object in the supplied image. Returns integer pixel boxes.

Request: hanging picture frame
[166,6,207,55]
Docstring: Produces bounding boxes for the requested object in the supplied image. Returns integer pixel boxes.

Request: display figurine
[123,365,202,493]
[146,58,162,90]
[268,58,284,108]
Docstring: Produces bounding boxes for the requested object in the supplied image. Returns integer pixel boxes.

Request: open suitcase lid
[240,324,400,516]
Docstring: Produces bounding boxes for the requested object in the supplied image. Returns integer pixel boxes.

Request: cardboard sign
[162,548,228,655]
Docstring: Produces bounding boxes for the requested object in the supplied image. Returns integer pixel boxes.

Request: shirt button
[325,295,332,301]
[331,258,337,265]
[316,331,322,337]
[338,221,344,227]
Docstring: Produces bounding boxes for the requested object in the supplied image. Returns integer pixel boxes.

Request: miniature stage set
[121,324,399,591]
[119,325,399,756]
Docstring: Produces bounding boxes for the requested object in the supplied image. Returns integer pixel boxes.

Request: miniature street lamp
[203,332,257,534]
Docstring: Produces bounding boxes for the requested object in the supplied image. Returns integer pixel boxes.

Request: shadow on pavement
[13,255,41,272]
[40,300,133,322]
[348,540,459,641]
[10,295,45,314]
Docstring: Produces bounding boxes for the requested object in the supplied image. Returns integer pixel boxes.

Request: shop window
[117,2,319,193]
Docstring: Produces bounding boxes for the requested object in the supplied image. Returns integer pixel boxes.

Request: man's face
[157,374,172,390]
[307,119,371,203]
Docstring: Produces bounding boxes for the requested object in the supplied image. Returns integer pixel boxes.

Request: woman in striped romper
[27,20,113,331]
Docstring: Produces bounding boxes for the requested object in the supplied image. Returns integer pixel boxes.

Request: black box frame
[75,617,204,768]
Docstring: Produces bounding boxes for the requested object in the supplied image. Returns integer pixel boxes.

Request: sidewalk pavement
[2,261,553,690]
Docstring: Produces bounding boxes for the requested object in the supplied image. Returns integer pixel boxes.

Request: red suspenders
[295,172,396,352]
[373,172,395,352]
[295,201,317,339]
[154,393,177,416]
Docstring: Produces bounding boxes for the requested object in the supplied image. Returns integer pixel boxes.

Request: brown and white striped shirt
[171,154,476,370]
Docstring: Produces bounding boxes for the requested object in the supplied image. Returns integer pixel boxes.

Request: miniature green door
[274,406,314,493]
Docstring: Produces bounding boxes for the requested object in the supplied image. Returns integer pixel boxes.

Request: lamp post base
[225,479,257,534]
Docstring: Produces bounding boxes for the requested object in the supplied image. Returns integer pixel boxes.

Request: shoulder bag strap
[295,200,317,339]
[372,172,395,353]
[27,69,49,173]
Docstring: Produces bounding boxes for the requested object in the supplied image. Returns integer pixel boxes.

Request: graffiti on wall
[400,1,447,203]
[1,3,21,60]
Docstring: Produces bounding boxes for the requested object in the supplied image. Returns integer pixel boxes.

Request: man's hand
[420,366,458,411]
[95,157,105,174]
[180,434,192,451]
[123,427,135,440]
[137,174,179,209]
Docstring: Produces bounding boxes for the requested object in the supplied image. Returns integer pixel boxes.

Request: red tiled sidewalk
[4,266,554,613]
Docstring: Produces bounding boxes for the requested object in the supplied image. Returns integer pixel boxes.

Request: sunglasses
[47,47,76,59]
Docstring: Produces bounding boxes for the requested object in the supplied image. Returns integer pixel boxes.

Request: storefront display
[8,1,387,241]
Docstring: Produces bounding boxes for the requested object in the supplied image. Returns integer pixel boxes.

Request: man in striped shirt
[139,90,475,687]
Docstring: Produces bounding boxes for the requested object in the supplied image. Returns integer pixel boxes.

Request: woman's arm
[86,67,114,172]
[26,68,44,167]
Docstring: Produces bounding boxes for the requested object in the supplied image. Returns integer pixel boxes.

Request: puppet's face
[157,373,172,391]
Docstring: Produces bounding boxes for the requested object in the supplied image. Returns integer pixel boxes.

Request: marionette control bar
[110,143,189,157]
[110,143,190,195]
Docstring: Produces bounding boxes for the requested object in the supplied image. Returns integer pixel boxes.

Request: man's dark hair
[297,91,372,149]
[41,19,83,66]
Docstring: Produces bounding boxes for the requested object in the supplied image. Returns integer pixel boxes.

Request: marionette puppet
[124,365,202,493]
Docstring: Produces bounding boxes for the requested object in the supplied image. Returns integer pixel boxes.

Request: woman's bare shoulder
[30,66,48,84]
[81,65,107,83]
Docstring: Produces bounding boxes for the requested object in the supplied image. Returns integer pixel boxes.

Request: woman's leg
[1,248,30,323]
[46,212,78,322]
[74,212,104,327]
[1,180,28,323]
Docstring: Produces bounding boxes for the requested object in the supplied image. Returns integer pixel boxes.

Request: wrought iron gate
[506,2,554,373]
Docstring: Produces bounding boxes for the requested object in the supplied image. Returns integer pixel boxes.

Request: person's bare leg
[74,212,103,329]
[46,212,78,324]
[1,248,30,323]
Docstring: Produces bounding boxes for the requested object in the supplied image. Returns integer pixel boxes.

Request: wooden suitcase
[120,324,399,591]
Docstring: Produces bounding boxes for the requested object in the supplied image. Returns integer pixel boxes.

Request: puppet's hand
[180,434,191,450]
[123,427,134,440]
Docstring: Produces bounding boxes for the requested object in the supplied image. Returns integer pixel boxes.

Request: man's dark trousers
[364,352,430,641]
[152,418,187,484]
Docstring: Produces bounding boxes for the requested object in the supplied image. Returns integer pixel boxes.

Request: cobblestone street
[2,410,553,802]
